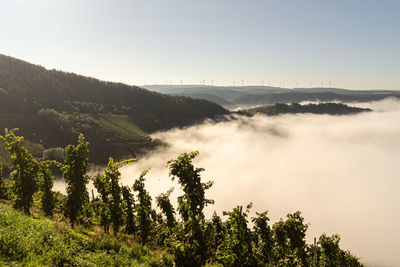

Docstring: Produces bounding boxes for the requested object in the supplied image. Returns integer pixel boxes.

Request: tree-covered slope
[0,54,227,129]
[0,54,228,165]
[244,102,371,116]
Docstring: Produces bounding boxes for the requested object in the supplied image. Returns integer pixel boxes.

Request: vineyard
[0,129,363,266]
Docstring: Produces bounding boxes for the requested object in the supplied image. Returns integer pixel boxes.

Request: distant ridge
[144,85,400,110]
[242,102,371,116]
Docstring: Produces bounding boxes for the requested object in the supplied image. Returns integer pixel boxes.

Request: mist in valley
[116,99,400,267]
[52,99,400,266]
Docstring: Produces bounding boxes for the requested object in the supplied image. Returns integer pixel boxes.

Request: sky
[1,0,399,90]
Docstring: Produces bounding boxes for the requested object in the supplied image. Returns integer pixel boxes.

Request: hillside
[244,102,371,116]
[0,54,228,168]
[145,85,400,109]
[0,202,173,266]
[0,147,364,267]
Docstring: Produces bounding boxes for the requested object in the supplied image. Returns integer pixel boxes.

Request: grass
[0,203,173,266]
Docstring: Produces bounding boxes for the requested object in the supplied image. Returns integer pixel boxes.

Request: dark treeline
[0,129,363,267]
[244,102,371,116]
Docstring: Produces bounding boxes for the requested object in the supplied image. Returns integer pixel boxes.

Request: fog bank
[118,99,400,267]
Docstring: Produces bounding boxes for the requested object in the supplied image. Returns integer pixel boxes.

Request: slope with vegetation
[243,102,371,116]
[0,131,364,266]
[0,54,227,169]
[0,203,173,266]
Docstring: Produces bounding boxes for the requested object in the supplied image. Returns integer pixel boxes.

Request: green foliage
[168,151,214,267]
[285,211,308,263]
[0,164,6,199]
[53,191,66,214]
[93,157,137,235]
[208,211,225,252]
[122,185,136,235]
[252,211,273,265]
[319,233,342,267]
[217,204,255,267]
[94,171,111,233]
[168,152,214,221]
[107,157,124,235]
[0,203,173,266]
[40,162,55,217]
[133,170,153,245]
[154,188,176,248]
[272,211,309,266]
[0,129,40,214]
[77,198,94,227]
[96,157,136,235]
[62,134,89,227]
[318,233,363,267]
[156,188,176,228]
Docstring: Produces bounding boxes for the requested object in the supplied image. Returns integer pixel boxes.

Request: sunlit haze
[120,99,400,266]
[51,99,400,266]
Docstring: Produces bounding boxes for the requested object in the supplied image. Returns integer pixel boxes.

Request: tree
[272,211,308,266]
[167,151,214,267]
[0,164,7,199]
[122,185,136,235]
[273,218,287,262]
[105,158,123,235]
[154,188,176,247]
[94,157,135,234]
[285,211,308,264]
[1,129,40,214]
[318,233,341,267]
[208,211,224,252]
[40,162,55,217]
[62,134,89,227]
[133,170,152,244]
[217,204,255,267]
[104,158,128,235]
[93,172,111,233]
[318,233,363,267]
[252,211,273,265]
[156,188,176,229]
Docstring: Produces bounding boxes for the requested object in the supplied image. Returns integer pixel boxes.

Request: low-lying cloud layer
[117,98,400,266]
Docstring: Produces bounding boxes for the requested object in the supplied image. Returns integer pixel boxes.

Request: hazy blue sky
[1,0,399,89]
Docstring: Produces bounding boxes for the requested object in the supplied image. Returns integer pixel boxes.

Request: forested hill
[243,102,371,116]
[0,54,227,166]
[0,54,227,130]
